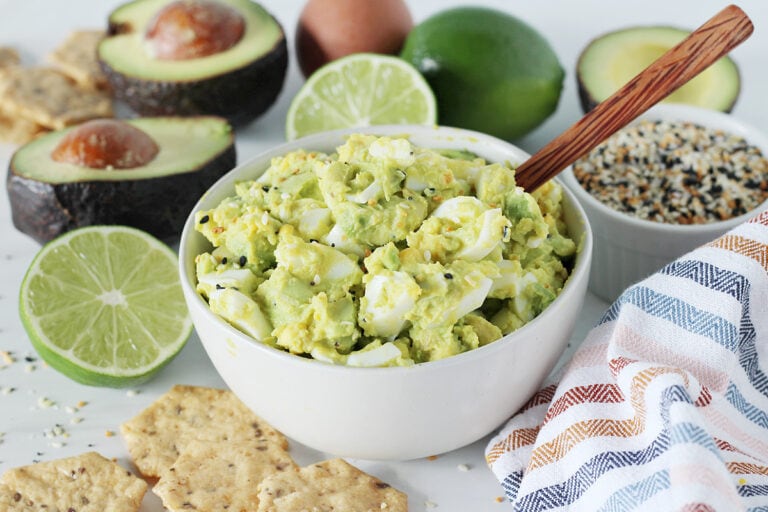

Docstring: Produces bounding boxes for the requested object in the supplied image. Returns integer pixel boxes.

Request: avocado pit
[146,0,245,60]
[51,119,159,169]
[98,0,288,126]
[7,116,237,244]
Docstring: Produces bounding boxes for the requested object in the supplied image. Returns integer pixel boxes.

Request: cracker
[256,458,408,512]
[0,110,45,144]
[0,47,20,69]
[154,439,298,511]
[121,384,288,478]
[48,30,108,90]
[0,67,112,130]
[0,451,147,511]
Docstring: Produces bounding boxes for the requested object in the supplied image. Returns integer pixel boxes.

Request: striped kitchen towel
[486,208,768,511]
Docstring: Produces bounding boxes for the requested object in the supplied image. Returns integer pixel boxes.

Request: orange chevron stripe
[486,426,540,465]
[727,461,768,476]
[708,235,768,271]
[748,208,768,226]
[528,364,690,469]
[543,384,624,423]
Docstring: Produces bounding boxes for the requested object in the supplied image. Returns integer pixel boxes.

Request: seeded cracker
[48,30,108,90]
[0,47,21,69]
[256,458,408,512]
[121,385,288,478]
[154,439,298,511]
[0,67,112,130]
[0,451,147,511]
[0,111,45,144]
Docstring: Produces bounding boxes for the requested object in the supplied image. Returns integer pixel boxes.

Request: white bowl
[179,125,593,460]
[560,104,768,303]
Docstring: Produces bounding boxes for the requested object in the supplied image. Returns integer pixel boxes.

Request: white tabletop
[0,1,766,510]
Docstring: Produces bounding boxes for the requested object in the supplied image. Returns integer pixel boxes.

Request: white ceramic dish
[560,103,768,303]
[178,125,593,460]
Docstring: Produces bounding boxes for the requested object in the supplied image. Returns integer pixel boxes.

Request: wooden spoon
[514,4,753,192]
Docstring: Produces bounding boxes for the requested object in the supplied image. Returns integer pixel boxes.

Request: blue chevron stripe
[500,472,520,503]
[597,470,670,512]
[661,260,748,300]
[602,259,768,395]
[747,507,768,512]
[725,383,768,431]
[509,386,719,511]
[600,286,738,351]
[660,261,768,396]
[740,485,768,498]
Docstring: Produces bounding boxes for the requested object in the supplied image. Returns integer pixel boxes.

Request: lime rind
[286,53,437,141]
[19,225,193,387]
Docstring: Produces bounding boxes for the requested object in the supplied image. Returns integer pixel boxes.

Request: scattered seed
[126,389,140,397]
[105,430,115,438]
[424,500,438,508]
[457,463,471,472]
[37,397,55,409]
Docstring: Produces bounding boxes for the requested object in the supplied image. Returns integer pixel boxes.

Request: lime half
[286,53,437,141]
[19,226,192,387]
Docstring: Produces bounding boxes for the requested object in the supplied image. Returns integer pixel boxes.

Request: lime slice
[286,53,437,140]
[19,226,193,387]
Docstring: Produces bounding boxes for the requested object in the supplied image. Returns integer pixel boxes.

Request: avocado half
[7,116,236,244]
[98,0,288,126]
[576,26,741,113]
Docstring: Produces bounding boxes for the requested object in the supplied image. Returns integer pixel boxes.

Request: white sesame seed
[424,500,438,508]
[65,406,77,414]
[50,441,65,448]
[70,417,84,425]
[126,389,140,397]
[424,250,431,262]
[261,211,270,225]
[37,397,55,409]
[313,274,321,285]
[281,192,291,200]
[457,463,471,472]
[24,364,36,373]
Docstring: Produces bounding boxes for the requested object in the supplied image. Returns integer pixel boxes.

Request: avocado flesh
[577,26,740,113]
[99,0,288,125]
[7,117,236,244]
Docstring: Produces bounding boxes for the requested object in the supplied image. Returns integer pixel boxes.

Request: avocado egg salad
[194,134,576,367]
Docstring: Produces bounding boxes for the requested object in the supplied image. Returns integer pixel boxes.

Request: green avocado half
[7,116,236,244]
[98,0,288,126]
[576,26,741,113]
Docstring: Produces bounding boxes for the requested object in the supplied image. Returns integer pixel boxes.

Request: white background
[0,1,766,510]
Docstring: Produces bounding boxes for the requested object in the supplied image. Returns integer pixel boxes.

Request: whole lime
[400,7,564,140]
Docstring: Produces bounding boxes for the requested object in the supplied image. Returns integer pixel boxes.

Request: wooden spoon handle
[514,4,753,192]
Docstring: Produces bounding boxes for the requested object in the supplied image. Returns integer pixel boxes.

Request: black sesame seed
[199,215,210,224]
[444,273,453,279]
[239,256,247,266]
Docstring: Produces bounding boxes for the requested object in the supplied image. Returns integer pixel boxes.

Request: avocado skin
[101,19,288,127]
[7,143,236,245]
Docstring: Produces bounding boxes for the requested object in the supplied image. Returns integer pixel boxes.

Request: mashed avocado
[195,134,576,367]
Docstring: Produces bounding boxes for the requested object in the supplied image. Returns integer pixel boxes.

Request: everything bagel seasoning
[572,119,768,224]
